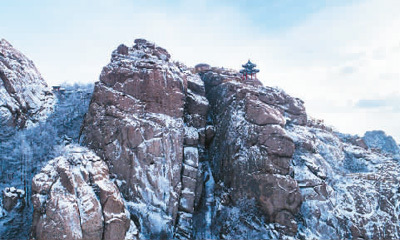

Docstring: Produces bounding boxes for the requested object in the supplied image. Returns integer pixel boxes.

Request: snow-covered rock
[81,39,207,238]
[31,144,137,240]
[0,39,55,130]
[197,68,304,237]
[2,187,25,211]
[287,123,400,239]
[28,38,400,239]
[363,130,400,157]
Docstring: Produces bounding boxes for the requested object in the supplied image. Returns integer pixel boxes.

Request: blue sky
[1,0,400,141]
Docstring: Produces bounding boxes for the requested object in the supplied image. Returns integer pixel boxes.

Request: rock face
[363,130,400,157]
[2,187,25,211]
[199,68,304,236]
[81,39,207,238]
[0,39,55,130]
[31,144,137,240]
[77,38,400,239]
[287,121,400,239]
[80,39,306,239]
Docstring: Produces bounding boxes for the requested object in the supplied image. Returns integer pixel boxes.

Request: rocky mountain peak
[80,39,203,238]
[78,39,307,238]
[23,38,400,239]
[111,38,171,63]
[0,38,13,48]
[363,130,400,157]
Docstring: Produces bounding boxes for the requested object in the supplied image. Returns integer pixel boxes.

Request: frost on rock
[81,39,208,239]
[192,67,304,238]
[18,37,400,239]
[287,122,400,239]
[31,144,136,240]
[362,130,400,158]
[0,39,55,132]
[1,187,25,211]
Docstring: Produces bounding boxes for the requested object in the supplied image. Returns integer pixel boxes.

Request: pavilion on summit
[240,60,259,81]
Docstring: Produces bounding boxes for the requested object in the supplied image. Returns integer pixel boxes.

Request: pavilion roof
[242,60,256,69]
[240,59,259,75]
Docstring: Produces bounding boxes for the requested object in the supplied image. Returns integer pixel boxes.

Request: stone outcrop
[80,39,207,238]
[80,38,306,238]
[2,187,25,211]
[75,38,400,239]
[0,39,55,130]
[31,144,137,240]
[363,130,400,157]
[199,68,304,236]
[287,121,400,239]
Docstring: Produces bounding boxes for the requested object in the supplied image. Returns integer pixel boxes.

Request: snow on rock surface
[362,130,400,157]
[287,121,400,239]
[2,187,25,211]
[0,39,55,130]
[31,144,137,240]
[81,39,207,239]
[196,68,304,237]
[64,38,400,239]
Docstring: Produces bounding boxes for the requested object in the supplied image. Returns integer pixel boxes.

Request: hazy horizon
[1,0,399,142]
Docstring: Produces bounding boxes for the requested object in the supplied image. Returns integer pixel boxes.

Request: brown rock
[252,174,302,217]
[194,63,210,73]
[0,39,55,129]
[205,125,215,145]
[31,145,134,240]
[245,98,286,126]
[259,125,295,157]
[81,39,208,238]
[117,44,129,55]
[200,67,302,235]
[2,187,25,211]
[258,88,307,126]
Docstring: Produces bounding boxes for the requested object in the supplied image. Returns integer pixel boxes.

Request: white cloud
[5,0,399,141]
[256,0,400,141]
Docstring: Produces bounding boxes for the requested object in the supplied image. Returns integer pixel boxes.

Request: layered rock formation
[31,144,137,240]
[2,187,25,211]
[287,121,400,239]
[22,38,397,239]
[363,130,400,157]
[199,68,304,236]
[0,39,55,130]
[80,39,305,238]
[80,39,207,238]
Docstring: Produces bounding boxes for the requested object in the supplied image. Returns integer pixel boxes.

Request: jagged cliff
[288,123,400,239]
[31,145,137,240]
[198,68,304,237]
[80,39,208,238]
[23,39,400,239]
[0,39,55,132]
